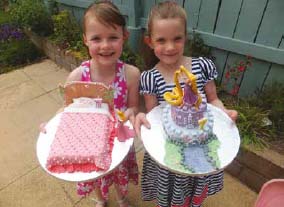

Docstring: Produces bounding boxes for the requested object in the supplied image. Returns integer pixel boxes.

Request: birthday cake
[162,66,220,173]
[162,66,214,145]
[46,98,116,173]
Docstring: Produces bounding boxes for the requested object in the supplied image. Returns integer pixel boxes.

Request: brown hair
[147,1,187,36]
[83,0,126,34]
[142,1,187,68]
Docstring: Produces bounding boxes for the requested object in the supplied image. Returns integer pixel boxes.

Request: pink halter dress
[76,60,138,199]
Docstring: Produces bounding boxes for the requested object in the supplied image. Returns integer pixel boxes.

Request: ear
[144,36,153,49]
[123,29,129,41]
[83,34,88,47]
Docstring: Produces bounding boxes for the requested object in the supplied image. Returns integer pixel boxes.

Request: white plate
[141,104,240,176]
[36,112,134,182]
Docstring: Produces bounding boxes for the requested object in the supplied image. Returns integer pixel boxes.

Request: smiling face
[147,17,186,66]
[83,17,125,68]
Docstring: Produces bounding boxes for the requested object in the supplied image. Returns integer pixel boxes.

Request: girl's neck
[157,56,186,73]
[89,59,116,85]
[156,56,191,84]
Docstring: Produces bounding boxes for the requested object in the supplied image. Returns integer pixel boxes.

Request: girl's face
[83,17,125,67]
[147,18,186,66]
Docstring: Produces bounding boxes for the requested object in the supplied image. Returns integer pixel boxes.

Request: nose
[165,41,175,51]
[101,39,110,49]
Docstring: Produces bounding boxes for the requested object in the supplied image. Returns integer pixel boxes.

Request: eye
[156,38,165,44]
[109,36,119,40]
[174,36,183,41]
[91,36,101,42]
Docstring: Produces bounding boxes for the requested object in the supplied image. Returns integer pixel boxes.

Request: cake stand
[36,112,134,182]
[141,104,240,176]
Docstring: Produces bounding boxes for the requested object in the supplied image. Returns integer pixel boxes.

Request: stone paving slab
[0,69,30,91]
[0,59,258,207]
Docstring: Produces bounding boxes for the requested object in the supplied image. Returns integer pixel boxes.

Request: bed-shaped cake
[46,82,118,173]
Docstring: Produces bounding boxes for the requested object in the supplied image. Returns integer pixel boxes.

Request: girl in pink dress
[65,1,140,207]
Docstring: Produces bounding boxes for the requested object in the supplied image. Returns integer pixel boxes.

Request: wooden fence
[46,0,284,97]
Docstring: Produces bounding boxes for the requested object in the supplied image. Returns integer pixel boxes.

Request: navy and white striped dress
[140,57,223,207]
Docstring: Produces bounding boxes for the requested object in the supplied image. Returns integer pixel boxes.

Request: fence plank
[214,0,242,37]
[184,0,202,30]
[139,0,155,28]
[238,59,270,96]
[255,0,284,47]
[263,38,284,87]
[198,0,219,32]
[57,0,91,8]
[234,0,268,96]
[211,49,228,83]
[234,0,267,41]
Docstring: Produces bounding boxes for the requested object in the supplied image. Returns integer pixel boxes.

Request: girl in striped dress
[135,2,238,207]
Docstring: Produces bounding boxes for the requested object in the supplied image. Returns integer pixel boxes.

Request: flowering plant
[223,55,252,96]
[0,24,24,42]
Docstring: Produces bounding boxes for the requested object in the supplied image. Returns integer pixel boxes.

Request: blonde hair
[83,0,126,34]
[147,1,187,36]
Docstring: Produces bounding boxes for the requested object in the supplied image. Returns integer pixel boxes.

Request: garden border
[26,30,284,193]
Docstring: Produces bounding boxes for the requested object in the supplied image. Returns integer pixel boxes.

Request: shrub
[248,82,284,137]
[9,0,53,36]
[50,10,82,50]
[121,43,144,70]
[220,94,276,148]
[0,0,8,11]
[0,23,24,41]
[0,38,43,74]
[0,10,11,24]
[184,32,213,59]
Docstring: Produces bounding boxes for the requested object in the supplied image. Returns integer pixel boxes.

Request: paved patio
[0,59,257,207]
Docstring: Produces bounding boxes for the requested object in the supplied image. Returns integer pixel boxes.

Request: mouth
[164,53,178,57]
[99,52,115,57]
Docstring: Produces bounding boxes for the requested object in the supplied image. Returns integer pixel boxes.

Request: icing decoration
[117,123,135,142]
[162,65,221,173]
[198,118,208,130]
[117,110,127,122]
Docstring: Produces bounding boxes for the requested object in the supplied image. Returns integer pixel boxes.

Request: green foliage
[184,32,212,59]
[45,0,59,15]
[0,10,11,24]
[221,95,276,148]
[0,0,8,11]
[9,0,53,36]
[248,82,284,136]
[0,38,43,74]
[121,43,145,70]
[49,10,82,50]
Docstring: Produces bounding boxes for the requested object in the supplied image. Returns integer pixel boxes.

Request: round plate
[36,112,134,182]
[141,104,240,176]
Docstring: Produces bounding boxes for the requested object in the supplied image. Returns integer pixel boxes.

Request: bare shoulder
[124,64,140,83]
[65,67,82,83]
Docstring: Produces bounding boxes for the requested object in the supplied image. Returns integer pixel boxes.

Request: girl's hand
[39,122,47,134]
[119,108,136,126]
[224,109,238,122]
[134,112,151,138]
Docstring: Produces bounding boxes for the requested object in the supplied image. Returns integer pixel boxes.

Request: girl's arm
[205,80,238,121]
[125,64,140,125]
[65,67,82,83]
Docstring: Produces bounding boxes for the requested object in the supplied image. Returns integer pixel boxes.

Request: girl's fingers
[134,113,151,137]
[39,122,47,134]
[225,109,238,122]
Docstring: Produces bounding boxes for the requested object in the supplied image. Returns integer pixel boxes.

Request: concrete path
[0,59,257,207]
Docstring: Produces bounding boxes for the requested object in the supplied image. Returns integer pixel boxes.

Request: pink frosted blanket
[46,111,115,173]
